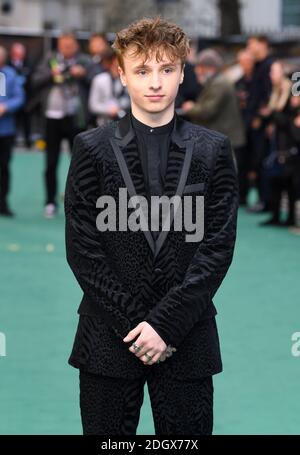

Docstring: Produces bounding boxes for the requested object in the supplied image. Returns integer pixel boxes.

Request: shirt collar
[131,112,175,135]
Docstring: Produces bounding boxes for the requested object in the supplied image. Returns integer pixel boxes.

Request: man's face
[195,65,216,85]
[89,37,108,57]
[10,44,26,61]
[247,38,267,60]
[58,37,78,59]
[238,53,254,75]
[118,46,184,117]
[247,38,258,58]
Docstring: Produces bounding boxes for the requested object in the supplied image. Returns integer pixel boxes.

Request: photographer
[31,32,90,218]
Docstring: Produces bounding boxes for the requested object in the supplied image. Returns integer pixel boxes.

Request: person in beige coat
[182,49,245,150]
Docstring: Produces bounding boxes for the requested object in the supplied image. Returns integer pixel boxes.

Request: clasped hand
[123,321,176,365]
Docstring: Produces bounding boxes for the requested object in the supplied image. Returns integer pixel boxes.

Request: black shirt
[131,112,175,239]
[131,112,175,198]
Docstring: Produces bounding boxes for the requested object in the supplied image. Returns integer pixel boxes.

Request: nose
[150,72,162,90]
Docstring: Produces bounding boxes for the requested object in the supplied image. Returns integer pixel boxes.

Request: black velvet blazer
[64,112,239,379]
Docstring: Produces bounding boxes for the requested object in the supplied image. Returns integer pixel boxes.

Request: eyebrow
[133,62,178,71]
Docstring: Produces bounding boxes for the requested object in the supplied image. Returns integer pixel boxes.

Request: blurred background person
[8,42,33,148]
[87,32,110,82]
[0,46,24,217]
[88,48,130,126]
[31,32,90,218]
[87,32,111,127]
[246,35,274,212]
[259,62,300,226]
[175,38,200,112]
[235,49,255,205]
[290,95,300,221]
[8,42,33,149]
[181,48,245,174]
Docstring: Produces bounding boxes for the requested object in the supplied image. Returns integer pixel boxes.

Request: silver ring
[145,353,153,362]
[132,342,141,352]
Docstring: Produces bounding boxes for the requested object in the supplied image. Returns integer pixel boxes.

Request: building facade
[0,0,299,38]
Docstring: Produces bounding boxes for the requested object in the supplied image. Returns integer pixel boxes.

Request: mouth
[145,95,165,101]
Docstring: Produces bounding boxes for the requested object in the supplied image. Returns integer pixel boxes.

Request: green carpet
[0,150,299,434]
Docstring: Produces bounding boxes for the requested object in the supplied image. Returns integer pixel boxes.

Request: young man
[65,17,238,435]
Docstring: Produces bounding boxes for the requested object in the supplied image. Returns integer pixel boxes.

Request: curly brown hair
[112,17,190,70]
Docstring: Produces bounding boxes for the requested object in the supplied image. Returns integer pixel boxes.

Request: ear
[180,64,185,85]
[118,66,127,87]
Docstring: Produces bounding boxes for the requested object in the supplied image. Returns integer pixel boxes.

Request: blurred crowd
[0,32,300,227]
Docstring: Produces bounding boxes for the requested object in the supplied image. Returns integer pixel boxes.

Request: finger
[137,341,159,358]
[149,353,161,365]
[123,323,143,342]
[131,336,153,358]
[128,343,144,354]
[165,350,173,358]
[159,353,167,362]
[141,350,158,365]
[128,334,147,357]
[128,336,145,354]
[135,346,149,358]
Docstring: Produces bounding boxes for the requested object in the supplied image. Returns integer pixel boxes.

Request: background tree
[218,0,241,36]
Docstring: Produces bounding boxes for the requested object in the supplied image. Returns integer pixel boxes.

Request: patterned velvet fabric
[65,112,239,379]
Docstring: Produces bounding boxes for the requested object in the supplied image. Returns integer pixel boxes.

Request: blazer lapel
[109,115,156,255]
[154,125,194,259]
[109,113,194,259]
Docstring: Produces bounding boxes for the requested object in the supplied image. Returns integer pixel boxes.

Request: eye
[137,69,147,75]
[163,68,174,74]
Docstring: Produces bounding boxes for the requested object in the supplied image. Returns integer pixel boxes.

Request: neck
[131,103,175,127]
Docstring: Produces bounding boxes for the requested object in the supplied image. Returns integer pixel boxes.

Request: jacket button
[154,267,163,274]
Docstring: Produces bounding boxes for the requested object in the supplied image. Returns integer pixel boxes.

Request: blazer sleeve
[144,136,239,348]
[64,133,143,339]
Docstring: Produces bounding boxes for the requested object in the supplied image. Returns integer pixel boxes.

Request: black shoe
[259,218,281,226]
[0,206,15,217]
[262,204,271,212]
[281,219,295,227]
[247,202,266,213]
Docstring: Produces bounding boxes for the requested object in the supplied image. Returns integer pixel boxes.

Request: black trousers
[251,127,271,206]
[16,107,32,147]
[0,136,14,208]
[234,145,250,204]
[269,173,296,223]
[79,368,214,435]
[45,116,80,205]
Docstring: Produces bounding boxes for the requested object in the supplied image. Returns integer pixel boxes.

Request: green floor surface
[0,150,299,434]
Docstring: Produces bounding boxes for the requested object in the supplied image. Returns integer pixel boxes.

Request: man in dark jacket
[246,35,274,211]
[32,32,90,218]
[235,49,255,205]
[65,17,238,435]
